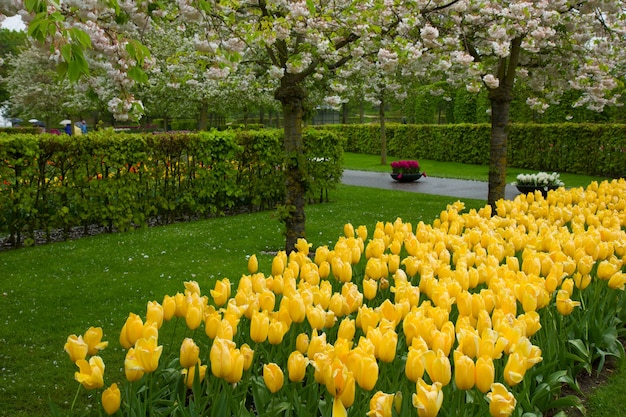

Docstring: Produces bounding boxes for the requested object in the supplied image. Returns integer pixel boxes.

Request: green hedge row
[318,123,626,177]
[0,129,343,247]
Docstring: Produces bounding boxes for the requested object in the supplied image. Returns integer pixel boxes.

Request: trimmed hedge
[0,128,344,247]
[317,123,626,177]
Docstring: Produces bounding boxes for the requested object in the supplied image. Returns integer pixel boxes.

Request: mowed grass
[0,155,621,416]
[0,184,485,417]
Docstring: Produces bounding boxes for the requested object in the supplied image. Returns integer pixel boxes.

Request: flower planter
[391,173,422,183]
[515,184,559,197]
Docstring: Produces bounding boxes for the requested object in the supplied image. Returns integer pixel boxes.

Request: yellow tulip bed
[62,179,626,417]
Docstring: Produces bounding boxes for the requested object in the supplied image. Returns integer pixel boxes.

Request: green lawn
[342,152,613,189]
[0,155,622,416]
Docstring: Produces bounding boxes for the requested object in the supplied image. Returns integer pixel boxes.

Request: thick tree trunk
[487,94,512,208]
[275,81,307,253]
[379,98,387,165]
[487,37,523,209]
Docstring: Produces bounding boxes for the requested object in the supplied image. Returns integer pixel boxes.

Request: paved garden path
[342,169,521,201]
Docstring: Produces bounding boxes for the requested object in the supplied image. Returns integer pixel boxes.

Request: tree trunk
[379,97,387,165]
[487,94,511,208]
[341,103,349,124]
[275,81,307,253]
[487,37,523,209]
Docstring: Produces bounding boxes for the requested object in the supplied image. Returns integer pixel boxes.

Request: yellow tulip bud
[184,280,201,295]
[475,356,495,393]
[268,320,288,345]
[173,292,187,318]
[179,337,200,368]
[64,335,88,363]
[405,347,425,382]
[363,278,378,300]
[146,301,164,329]
[185,304,203,330]
[487,383,517,417]
[210,338,234,379]
[250,310,270,343]
[162,295,176,321]
[338,318,356,341]
[240,343,254,370]
[101,383,121,415]
[263,363,284,393]
[296,332,309,354]
[306,304,326,330]
[453,350,475,390]
[248,254,258,274]
[287,295,306,323]
[424,349,451,386]
[287,351,309,382]
[119,312,144,349]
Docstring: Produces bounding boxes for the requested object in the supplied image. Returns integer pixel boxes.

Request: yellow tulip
[338,318,356,341]
[296,332,310,354]
[556,290,580,316]
[263,363,284,393]
[210,337,234,379]
[74,356,105,389]
[367,391,395,417]
[248,254,258,274]
[250,310,270,343]
[182,362,207,388]
[287,350,309,382]
[306,304,327,330]
[210,278,231,307]
[240,343,254,370]
[573,272,592,290]
[503,352,526,386]
[124,348,144,382]
[350,351,379,391]
[412,379,443,417]
[162,294,176,321]
[357,225,368,241]
[64,335,88,363]
[271,255,285,276]
[179,337,200,368]
[405,346,425,382]
[487,383,517,417]
[119,312,144,349]
[363,278,378,300]
[475,356,495,393]
[224,347,245,384]
[101,383,121,415]
[173,292,187,318]
[126,336,162,373]
[287,295,306,323]
[424,349,451,386]
[184,280,201,295]
[146,301,164,329]
[597,259,620,280]
[378,329,398,363]
[81,327,108,356]
[453,350,475,390]
[185,304,203,330]
[608,271,626,290]
[268,319,288,345]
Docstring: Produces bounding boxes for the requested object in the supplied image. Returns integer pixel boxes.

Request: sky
[1,15,26,31]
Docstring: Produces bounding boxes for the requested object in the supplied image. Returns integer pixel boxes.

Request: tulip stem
[70,384,82,413]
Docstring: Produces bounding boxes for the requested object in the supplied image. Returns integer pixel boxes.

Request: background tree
[13,1,453,252]
[0,28,27,108]
[422,1,626,207]
[5,43,95,128]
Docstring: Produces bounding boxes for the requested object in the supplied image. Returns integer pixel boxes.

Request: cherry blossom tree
[5,0,452,252]
[421,1,626,207]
